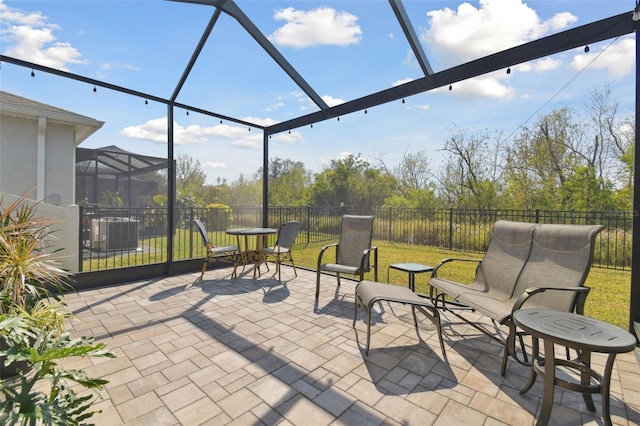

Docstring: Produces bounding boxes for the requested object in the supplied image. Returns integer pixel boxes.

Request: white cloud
[321,95,345,107]
[120,117,261,145]
[203,161,226,169]
[265,102,285,112]
[120,116,302,150]
[433,74,516,100]
[0,1,85,71]
[242,116,279,127]
[269,6,362,48]
[570,36,635,78]
[231,136,262,149]
[532,57,561,72]
[100,62,141,72]
[0,1,47,26]
[393,77,414,87]
[423,0,577,67]
[272,131,304,144]
[418,0,576,100]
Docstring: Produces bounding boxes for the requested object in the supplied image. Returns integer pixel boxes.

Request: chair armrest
[317,243,338,270]
[432,257,482,278]
[359,246,378,271]
[511,286,591,315]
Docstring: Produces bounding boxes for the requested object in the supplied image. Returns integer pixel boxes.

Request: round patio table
[513,309,636,426]
[226,227,277,277]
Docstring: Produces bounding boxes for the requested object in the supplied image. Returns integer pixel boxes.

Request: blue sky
[0,0,636,184]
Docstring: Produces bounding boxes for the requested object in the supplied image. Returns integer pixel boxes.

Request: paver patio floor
[62,265,640,425]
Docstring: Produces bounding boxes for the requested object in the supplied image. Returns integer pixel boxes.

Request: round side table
[513,309,636,426]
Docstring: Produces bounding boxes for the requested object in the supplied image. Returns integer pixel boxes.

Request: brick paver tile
[247,374,297,407]
[173,397,222,426]
[161,382,207,412]
[276,394,335,426]
[116,391,165,423]
[217,388,262,419]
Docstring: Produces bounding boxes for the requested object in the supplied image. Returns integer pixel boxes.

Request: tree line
[138,87,635,213]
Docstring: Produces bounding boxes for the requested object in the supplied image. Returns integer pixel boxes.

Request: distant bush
[206,203,232,231]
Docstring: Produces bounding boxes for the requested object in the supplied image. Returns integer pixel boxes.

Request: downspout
[262,131,268,227]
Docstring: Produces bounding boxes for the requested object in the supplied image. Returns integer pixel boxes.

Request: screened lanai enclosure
[0,0,638,335]
[76,145,169,207]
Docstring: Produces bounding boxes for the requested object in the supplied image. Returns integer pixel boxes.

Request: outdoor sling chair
[194,218,239,280]
[429,220,538,304]
[480,222,604,375]
[316,215,378,302]
[259,220,302,281]
[429,220,603,376]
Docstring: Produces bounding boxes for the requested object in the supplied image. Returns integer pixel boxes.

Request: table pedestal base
[520,337,617,426]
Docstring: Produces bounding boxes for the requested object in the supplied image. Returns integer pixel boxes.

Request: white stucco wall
[0,115,38,195]
[45,122,76,206]
[0,116,76,205]
[0,193,80,273]
[0,92,103,273]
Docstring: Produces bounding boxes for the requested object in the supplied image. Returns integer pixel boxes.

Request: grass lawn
[290,241,631,330]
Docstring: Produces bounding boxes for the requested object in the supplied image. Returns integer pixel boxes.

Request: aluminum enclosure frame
[0,1,638,335]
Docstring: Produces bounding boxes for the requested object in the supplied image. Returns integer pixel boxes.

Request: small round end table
[387,262,434,292]
[513,309,636,426]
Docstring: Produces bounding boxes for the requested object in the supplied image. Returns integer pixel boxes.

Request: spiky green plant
[0,194,71,315]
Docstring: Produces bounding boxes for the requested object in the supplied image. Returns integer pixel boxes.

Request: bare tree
[436,128,504,209]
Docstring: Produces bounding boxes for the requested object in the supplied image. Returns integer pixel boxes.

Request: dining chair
[194,218,239,280]
[316,215,377,302]
[260,221,302,281]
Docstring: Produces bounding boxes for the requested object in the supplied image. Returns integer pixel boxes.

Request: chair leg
[353,294,359,328]
[315,271,321,300]
[365,304,373,355]
[290,254,298,277]
[276,256,281,281]
[199,260,207,281]
[231,254,239,278]
[501,324,516,376]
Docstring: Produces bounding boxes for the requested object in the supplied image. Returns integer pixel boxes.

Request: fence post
[306,205,311,244]
[188,207,194,259]
[388,207,393,243]
[535,209,540,223]
[77,205,84,273]
[449,208,453,250]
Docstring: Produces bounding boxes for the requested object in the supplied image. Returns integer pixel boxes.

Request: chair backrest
[275,221,301,249]
[509,223,604,311]
[336,215,375,268]
[193,218,211,247]
[473,220,537,298]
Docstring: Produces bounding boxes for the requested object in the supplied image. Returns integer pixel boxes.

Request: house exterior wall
[45,121,76,206]
[0,114,75,205]
[0,115,38,195]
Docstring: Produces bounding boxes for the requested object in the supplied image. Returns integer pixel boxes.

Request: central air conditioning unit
[90,217,139,251]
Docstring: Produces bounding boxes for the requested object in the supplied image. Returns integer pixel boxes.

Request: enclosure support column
[262,131,269,227]
[630,21,639,338]
[167,103,175,274]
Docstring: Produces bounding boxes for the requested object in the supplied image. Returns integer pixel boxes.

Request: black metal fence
[80,206,633,272]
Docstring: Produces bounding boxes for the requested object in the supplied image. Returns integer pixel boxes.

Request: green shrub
[205,204,232,231]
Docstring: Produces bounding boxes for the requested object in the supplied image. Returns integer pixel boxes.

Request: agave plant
[0,193,71,315]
